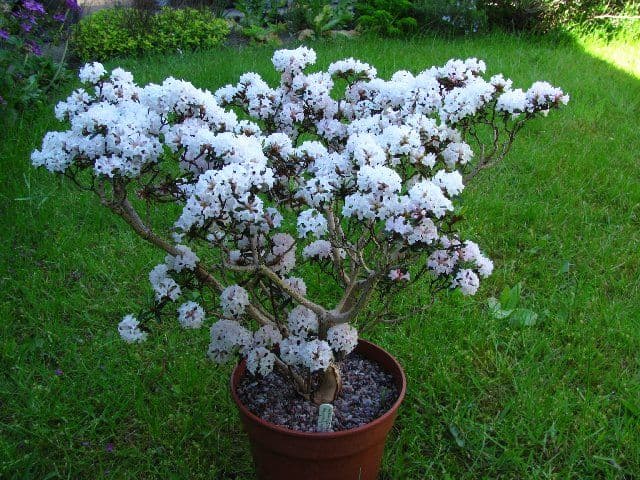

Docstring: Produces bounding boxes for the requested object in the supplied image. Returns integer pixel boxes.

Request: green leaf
[509,308,538,327]
[448,423,465,448]
[487,297,513,319]
[500,283,521,311]
[559,259,571,274]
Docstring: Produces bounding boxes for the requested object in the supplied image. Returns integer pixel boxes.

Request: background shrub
[412,0,486,34]
[74,7,230,61]
[408,0,640,36]
[285,0,354,37]
[355,0,417,36]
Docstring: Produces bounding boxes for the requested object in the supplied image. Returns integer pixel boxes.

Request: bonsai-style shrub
[32,47,568,405]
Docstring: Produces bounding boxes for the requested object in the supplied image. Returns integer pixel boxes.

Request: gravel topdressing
[236,353,399,432]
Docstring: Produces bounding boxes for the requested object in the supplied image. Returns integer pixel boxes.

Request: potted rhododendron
[32,47,568,479]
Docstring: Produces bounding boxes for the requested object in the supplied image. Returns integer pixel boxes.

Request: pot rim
[230,338,407,439]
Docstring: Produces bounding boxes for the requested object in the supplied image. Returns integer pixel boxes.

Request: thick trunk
[312,364,342,405]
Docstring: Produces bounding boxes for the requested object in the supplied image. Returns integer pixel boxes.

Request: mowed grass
[1,33,640,478]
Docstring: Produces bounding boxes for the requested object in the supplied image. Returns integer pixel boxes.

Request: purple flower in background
[27,41,42,56]
[53,12,66,22]
[23,0,46,15]
[66,0,80,11]
[55,368,64,376]
[105,443,115,453]
[21,22,33,33]
[0,29,9,41]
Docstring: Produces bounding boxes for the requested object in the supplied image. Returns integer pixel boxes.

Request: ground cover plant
[1,33,640,478]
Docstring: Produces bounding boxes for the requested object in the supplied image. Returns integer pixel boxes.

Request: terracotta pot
[230,339,407,480]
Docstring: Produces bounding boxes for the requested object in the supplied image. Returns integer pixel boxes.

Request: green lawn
[1,33,640,479]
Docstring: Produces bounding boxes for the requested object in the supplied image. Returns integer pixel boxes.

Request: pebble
[237,353,399,432]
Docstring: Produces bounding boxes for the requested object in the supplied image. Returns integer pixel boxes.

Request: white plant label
[317,403,334,432]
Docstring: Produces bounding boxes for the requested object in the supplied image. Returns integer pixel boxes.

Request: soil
[236,353,399,432]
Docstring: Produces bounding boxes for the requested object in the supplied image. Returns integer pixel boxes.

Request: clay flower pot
[230,339,407,480]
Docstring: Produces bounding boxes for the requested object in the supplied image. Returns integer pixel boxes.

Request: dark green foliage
[73,7,230,61]
[413,0,640,35]
[233,0,287,44]
[412,0,487,34]
[355,0,417,36]
[234,0,284,27]
[0,47,68,118]
[169,0,229,16]
[286,0,354,36]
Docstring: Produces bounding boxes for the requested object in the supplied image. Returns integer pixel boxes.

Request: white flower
[460,240,482,262]
[408,180,454,219]
[388,269,410,281]
[302,339,333,372]
[302,239,331,260]
[269,233,296,274]
[253,325,283,348]
[279,336,306,366]
[328,58,377,80]
[246,347,276,376]
[490,74,513,91]
[428,250,458,275]
[287,305,318,337]
[177,301,205,329]
[496,88,528,115]
[220,285,250,318]
[149,264,181,301]
[272,47,317,73]
[208,319,252,362]
[476,255,494,278]
[357,165,402,195]
[526,81,569,110]
[327,323,358,355]
[79,62,106,84]
[165,245,199,272]
[441,142,474,167]
[433,170,464,196]
[283,277,307,297]
[297,209,328,239]
[118,315,147,343]
[452,269,480,295]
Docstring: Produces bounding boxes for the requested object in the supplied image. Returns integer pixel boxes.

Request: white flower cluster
[207,283,359,374]
[33,49,567,384]
[220,285,250,318]
[177,301,205,329]
[496,81,570,117]
[118,315,147,343]
[32,62,238,177]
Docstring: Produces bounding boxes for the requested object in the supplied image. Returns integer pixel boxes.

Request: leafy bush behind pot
[74,7,230,61]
